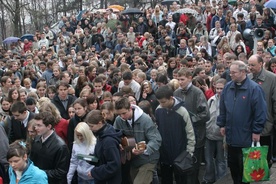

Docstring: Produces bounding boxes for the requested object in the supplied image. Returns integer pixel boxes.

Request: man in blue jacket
[217,60,267,184]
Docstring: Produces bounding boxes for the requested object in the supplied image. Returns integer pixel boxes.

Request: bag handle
[251,141,261,147]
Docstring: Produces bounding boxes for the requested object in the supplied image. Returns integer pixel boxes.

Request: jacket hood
[130,105,144,122]
[171,97,185,111]
[95,123,122,144]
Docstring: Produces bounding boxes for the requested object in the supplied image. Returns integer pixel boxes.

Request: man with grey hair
[248,55,276,167]
[217,60,267,184]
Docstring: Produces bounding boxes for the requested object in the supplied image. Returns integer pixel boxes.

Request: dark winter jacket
[91,124,122,184]
[52,94,77,120]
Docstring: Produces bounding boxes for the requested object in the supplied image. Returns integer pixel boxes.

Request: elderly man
[248,55,276,167]
[217,60,267,184]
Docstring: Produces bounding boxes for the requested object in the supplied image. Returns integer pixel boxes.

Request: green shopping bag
[242,142,270,182]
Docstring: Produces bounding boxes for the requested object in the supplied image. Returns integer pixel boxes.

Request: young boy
[93,77,104,105]
[155,85,195,184]
[114,97,161,184]
[202,78,227,184]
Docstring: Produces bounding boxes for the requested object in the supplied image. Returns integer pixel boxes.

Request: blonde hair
[74,122,96,146]
[38,97,51,108]
[39,102,61,123]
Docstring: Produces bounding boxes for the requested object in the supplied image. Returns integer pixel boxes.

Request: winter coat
[9,159,48,184]
[155,98,195,165]
[217,77,267,147]
[114,105,162,168]
[30,132,70,184]
[174,84,210,148]
[52,94,77,120]
[91,124,122,184]
[248,69,276,136]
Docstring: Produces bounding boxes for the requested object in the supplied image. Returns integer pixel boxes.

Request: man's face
[12,111,27,121]
[27,104,36,113]
[57,85,68,99]
[248,56,262,74]
[229,65,244,82]
[205,63,212,73]
[94,82,103,93]
[116,108,132,121]
[34,119,51,136]
[178,75,191,89]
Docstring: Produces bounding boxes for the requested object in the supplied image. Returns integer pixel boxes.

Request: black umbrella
[121,8,143,15]
[161,0,180,5]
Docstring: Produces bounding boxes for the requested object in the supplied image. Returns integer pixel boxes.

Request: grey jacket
[174,83,210,148]
[206,94,223,141]
[248,69,276,136]
[114,105,162,168]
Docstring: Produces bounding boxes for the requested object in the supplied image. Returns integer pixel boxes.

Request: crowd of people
[0,0,276,184]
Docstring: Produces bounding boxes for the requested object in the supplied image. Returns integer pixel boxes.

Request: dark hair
[47,85,57,94]
[155,85,174,100]
[73,98,88,108]
[56,80,70,89]
[10,101,27,113]
[122,71,133,80]
[7,140,28,160]
[85,110,105,125]
[7,88,20,103]
[34,111,56,128]
[25,97,36,105]
[114,97,130,110]
[156,74,168,84]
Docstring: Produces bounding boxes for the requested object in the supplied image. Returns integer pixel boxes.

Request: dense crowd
[0,0,276,184]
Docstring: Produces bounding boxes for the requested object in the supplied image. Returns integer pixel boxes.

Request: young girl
[7,140,48,184]
[203,78,227,183]
[68,98,89,151]
[7,88,20,104]
[67,122,96,184]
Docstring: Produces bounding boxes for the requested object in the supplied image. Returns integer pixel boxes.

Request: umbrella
[109,8,120,13]
[175,8,199,17]
[264,0,276,9]
[108,5,125,11]
[3,37,20,44]
[21,34,34,41]
[161,0,180,5]
[121,8,143,15]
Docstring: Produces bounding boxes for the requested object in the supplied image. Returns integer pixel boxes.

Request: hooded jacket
[9,159,48,184]
[155,98,195,165]
[114,105,162,168]
[91,123,122,184]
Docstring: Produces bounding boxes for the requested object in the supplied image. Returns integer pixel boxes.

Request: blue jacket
[9,159,48,184]
[155,98,195,165]
[217,77,267,147]
[91,124,122,184]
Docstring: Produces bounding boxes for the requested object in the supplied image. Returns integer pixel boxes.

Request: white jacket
[67,142,96,183]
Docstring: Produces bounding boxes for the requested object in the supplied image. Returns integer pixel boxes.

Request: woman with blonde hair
[39,102,69,144]
[67,122,96,184]
[151,5,163,25]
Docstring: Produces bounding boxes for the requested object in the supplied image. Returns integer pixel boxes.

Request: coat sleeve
[67,145,78,184]
[191,90,210,126]
[252,86,267,134]
[143,118,162,155]
[182,110,196,155]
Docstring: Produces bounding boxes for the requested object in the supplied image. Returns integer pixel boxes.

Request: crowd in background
[0,0,276,184]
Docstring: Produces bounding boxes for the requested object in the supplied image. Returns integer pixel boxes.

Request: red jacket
[55,118,69,144]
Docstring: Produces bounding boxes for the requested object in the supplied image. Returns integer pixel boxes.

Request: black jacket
[67,113,88,152]
[30,131,70,184]
[91,124,122,184]
[9,112,35,143]
[52,94,76,120]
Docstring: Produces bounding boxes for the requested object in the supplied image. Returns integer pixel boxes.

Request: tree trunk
[13,0,21,36]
